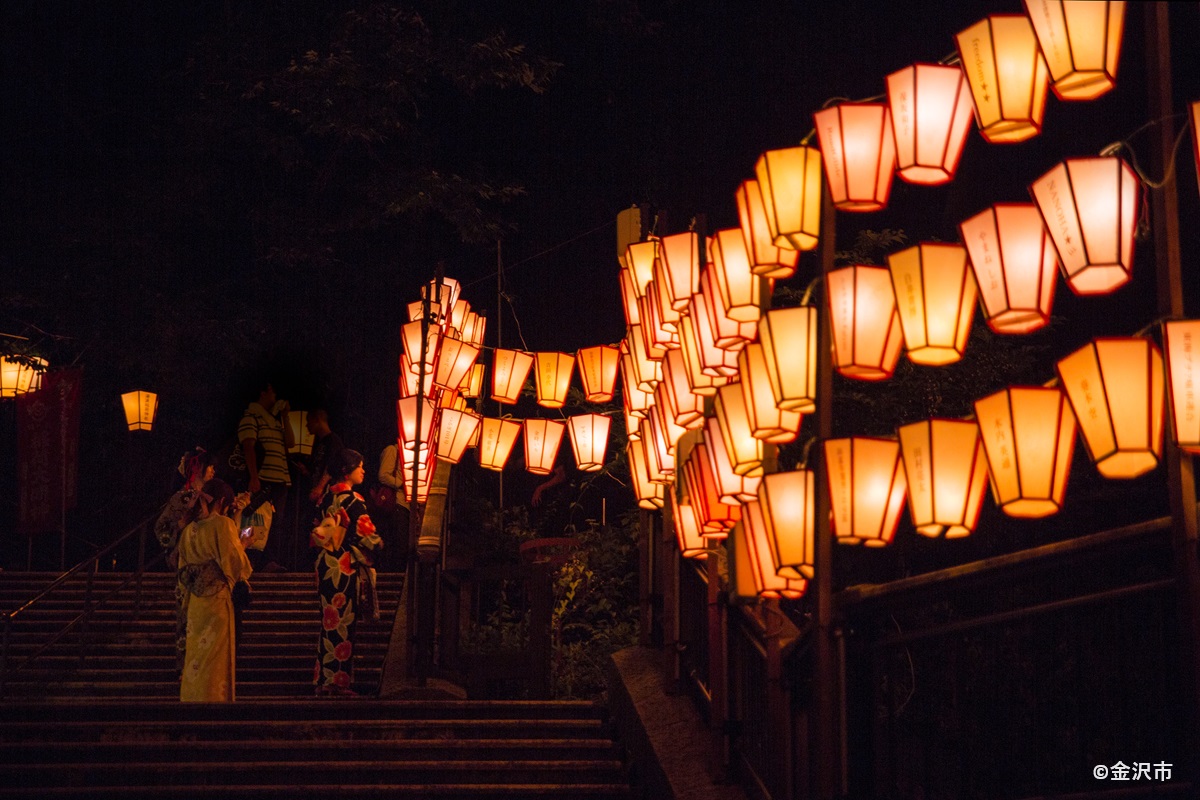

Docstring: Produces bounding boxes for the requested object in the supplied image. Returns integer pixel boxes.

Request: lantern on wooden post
[713,383,765,477]
[534,352,575,409]
[626,324,663,392]
[710,228,765,325]
[567,413,611,472]
[492,349,534,404]
[1165,321,1200,454]
[824,437,908,547]
[887,243,977,366]
[640,286,677,354]
[619,268,642,328]
[402,320,440,376]
[121,390,159,431]
[960,203,1058,334]
[736,180,799,279]
[396,397,437,457]
[897,419,989,538]
[699,267,757,353]
[477,417,522,471]
[461,312,487,347]
[677,311,728,397]
[974,386,1077,517]
[814,102,897,212]
[955,15,1050,143]
[1056,337,1163,478]
[757,307,817,414]
[886,63,974,185]
[577,345,620,403]
[0,356,47,398]
[1023,0,1125,101]
[1030,156,1139,295]
[826,265,904,381]
[737,343,802,442]
[620,345,652,418]
[523,419,566,475]
[758,469,816,580]
[754,146,822,251]
[433,336,481,391]
[436,408,482,464]
[399,354,436,398]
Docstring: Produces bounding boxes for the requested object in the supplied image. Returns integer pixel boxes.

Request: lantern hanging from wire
[1055,337,1163,478]
[754,145,822,251]
[620,345,652,418]
[534,352,575,409]
[960,203,1058,334]
[436,408,481,464]
[886,63,974,185]
[639,288,676,355]
[1023,0,1125,101]
[433,336,481,391]
[737,343,802,442]
[670,493,709,560]
[461,362,486,399]
[683,443,740,536]
[974,386,1077,518]
[710,228,765,325]
[567,413,611,472]
[825,437,908,547]
[577,344,620,403]
[740,502,807,600]
[713,383,764,477]
[0,356,47,398]
[703,416,760,504]
[477,417,522,472]
[955,14,1050,143]
[658,231,700,312]
[627,438,665,509]
[897,419,989,538]
[758,469,816,580]
[492,349,534,404]
[887,243,977,366]
[814,102,897,212]
[662,348,705,429]
[396,397,438,456]
[523,419,566,476]
[402,320,441,377]
[698,267,756,354]
[1029,156,1139,295]
[619,267,642,328]
[625,239,659,298]
[121,390,159,432]
[399,354,436,398]
[1165,320,1200,454]
[736,180,799,279]
[677,311,729,396]
[827,265,904,381]
[757,307,817,414]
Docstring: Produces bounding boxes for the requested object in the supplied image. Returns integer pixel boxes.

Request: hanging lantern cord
[1099,113,1192,190]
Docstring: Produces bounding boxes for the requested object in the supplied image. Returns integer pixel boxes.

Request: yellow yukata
[176,514,253,702]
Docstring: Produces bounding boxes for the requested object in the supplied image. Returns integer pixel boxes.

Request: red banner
[17,368,82,535]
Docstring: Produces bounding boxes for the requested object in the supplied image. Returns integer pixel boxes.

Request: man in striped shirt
[238,381,295,571]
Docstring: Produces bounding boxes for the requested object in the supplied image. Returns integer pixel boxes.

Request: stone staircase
[0,570,632,799]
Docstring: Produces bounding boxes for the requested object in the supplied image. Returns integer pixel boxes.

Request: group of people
[156,380,404,702]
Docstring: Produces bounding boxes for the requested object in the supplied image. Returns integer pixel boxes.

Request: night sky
[2,1,1199,556]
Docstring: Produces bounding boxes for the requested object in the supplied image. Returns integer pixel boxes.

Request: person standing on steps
[237,379,294,572]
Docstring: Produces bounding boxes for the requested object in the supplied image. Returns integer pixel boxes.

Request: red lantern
[758,470,816,580]
[887,243,977,366]
[683,443,740,536]
[826,265,904,381]
[577,345,620,403]
[824,437,908,547]
[661,348,705,429]
[960,203,1058,334]
[396,397,438,457]
[897,419,989,538]
[477,417,522,471]
[814,102,896,212]
[1023,0,1125,101]
[567,413,611,472]
[955,15,1050,143]
[1165,321,1200,454]
[402,319,440,376]
[886,63,974,185]
[433,336,480,391]
[736,180,799,279]
[658,231,700,312]
[523,419,566,475]
[437,408,482,464]
[492,349,534,404]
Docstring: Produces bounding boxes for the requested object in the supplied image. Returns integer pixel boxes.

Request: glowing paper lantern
[897,419,989,538]
[626,239,659,297]
[757,307,817,414]
[626,325,663,392]
[577,345,620,403]
[461,362,486,398]
[402,320,441,376]
[955,15,1050,143]
[813,102,897,212]
[671,495,709,559]
[0,356,46,398]
[461,312,487,347]
[616,206,643,270]
[567,413,611,472]
[661,348,705,429]
[974,386,1076,518]
[886,63,974,185]
[1023,0,1124,101]
[703,416,760,505]
[825,437,908,547]
[1030,156,1138,295]
[627,438,665,509]
[698,268,756,354]
[677,311,729,396]
[534,352,575,409]
[887,243,977,366]
[477,417,521,471]
[523,419,566,475]
[1056,337,1163,478]
[758,470,816,580]
[451,298,471,332]
[657,231,700,312]
[710,228,765,324]
[1192,101,1200,200]
[960,203,1058,334]
[619,268,642,328]
[286,410,315,456]
[121,390,158,432]
[620,345,652,418]
[827,265,904,381]
[1165,321,1200,454]
[399,354,436,398]
[754,145,822,251]
[423,277,460,314]
[436,408,482,464]
[397,396,437,456]
[737,344,802,442]
[433,336,481,391]
[736,180,799,279]
[683,443,740,536]
[639,287,677,354]
[741,501,807,599]
[713,383,764,477]
[492,349,534,404]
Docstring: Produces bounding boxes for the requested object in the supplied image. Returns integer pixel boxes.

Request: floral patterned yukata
[313,483,382,694]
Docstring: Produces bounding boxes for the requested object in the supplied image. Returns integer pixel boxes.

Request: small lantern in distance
[886,63,974,185]
[955,14,1050,143]
[122,390,159,432]
[1165,320,1200,454]
[1023,0,1125,101]
[814,102,897,212]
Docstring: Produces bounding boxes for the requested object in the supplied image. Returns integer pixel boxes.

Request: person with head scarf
[311,448,383,696]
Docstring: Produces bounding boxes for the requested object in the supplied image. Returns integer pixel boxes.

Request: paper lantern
[534,352,575,409]
[616,206,643,270]
[492,349,534,404]
[626,325,663,392]
[741,501,807,599]
[567,413,611,472]
[677,311,729,397]
[0,356,47,398]
[671,494,709,559]
[703,416,760,505]
[625,239,658,297]
[1023,0,1124,100]
[758,470,816,580]
[639,287,676,354]
[407,300,435,323]
[576,345,620,403]
[974,386,1076,518]
[620,345,652,418]
[433,336,481,391]
[813,102,897,212]
[886,63,974,185]
[436,408,482,464]
[825,437,908,547]
[650,270,683,337]
[955,15,1050,143]
[460,362,486,399]
[713,383,764,477]
[738,344,802,442]
[698,268,755,355]
[1165,320,1200,454]
[396,396,438,456]
[402,320,440,375]
[897,419,989,538]
[887,243,977,366]
[960,203,1058,334]
[710,227,765,324]
[121,390,158,432]
[461,311,487,347]
[658,231,700,312]
[642,411,673,483]
[523,419,566,476]
[1030,156,1138,295]
[423,277,460,315]
[661,348,705,429]
[399,354,436,398]
[450,298,471,332]
[757,307,817,413]
[627,438,665,509]
[754,146,822,251]
[827,265,904,381]
[619,267,642,328]
[650,386,685,460]
[1192,101,1200,200]
[477,417,522,472]
[1056,337,1163,478]
[736,180,799,279]
[285,410,315,456]
[683,443,740,536]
